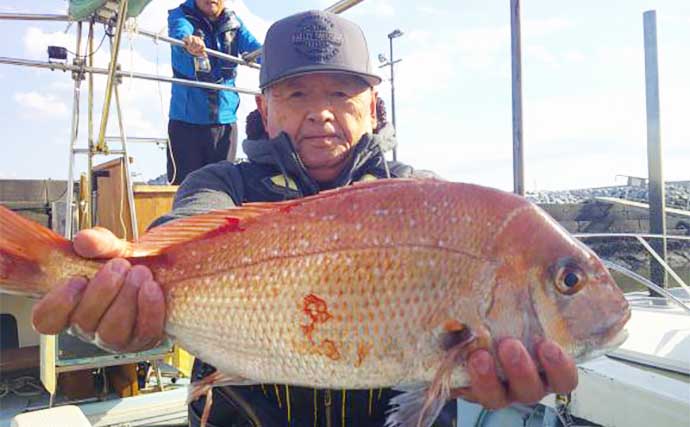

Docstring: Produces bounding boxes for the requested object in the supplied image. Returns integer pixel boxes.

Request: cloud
[314,0,394,17]
[406,30,432,44]
[132,0,180,33]
[134,0,269,42]
[14,91,69,117]
[563,50,586,63]
[453,26,509,55]
[0,170,19,179]
[527,44,558,67]
[23,27,74,59]
[524,18,574,38]
[340,0,395,18]
[0,4,63,14]
[228,0,270,40]
[416,5,444,16]
[391,24,509,105]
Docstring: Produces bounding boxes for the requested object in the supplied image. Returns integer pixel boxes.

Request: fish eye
[564,271,579,288]
[555,264,586,295]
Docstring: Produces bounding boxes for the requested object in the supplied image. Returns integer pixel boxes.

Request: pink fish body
[0,179,630,427]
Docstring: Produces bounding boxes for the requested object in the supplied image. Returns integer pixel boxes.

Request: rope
[119,160,128,240]
[146,24,177,185]
[123,17,174,184]
[313,389,318,427]
[0,376,44,398]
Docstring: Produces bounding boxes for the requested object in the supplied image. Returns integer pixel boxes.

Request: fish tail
[0,204,77,296]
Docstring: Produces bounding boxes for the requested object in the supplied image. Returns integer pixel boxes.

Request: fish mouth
[573,308,631,363]
[597,308,631,349]
[575,327,629,363]
[606,328,629,350]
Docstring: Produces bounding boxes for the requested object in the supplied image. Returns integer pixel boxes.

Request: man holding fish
[29,10,582,427]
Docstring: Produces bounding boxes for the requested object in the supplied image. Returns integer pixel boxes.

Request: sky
[0,0,688,192]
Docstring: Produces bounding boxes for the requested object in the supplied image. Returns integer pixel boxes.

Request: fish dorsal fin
[125,200,301,257]
[124,179,411,257]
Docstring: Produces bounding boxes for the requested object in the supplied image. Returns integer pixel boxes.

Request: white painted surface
[571,357,690,427]
[610,298,690,375]
[11,406,91,427]
[80,387,187,427]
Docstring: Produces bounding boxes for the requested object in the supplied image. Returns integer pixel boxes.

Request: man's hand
[452,338,578,409]
[183,35,207,57]
[31,227,166,353]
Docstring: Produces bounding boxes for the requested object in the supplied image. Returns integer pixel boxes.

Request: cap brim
[260,65,382,89]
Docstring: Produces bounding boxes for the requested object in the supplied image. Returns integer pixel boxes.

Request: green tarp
[68,0,154,21]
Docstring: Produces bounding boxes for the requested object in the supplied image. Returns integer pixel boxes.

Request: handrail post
[643,10,668,295]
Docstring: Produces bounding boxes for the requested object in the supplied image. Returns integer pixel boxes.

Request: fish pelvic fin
[386,328,477,427]
[187,371,258,404]
[0,204,75,296]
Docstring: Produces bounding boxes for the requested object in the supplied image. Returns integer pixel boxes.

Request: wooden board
[0,346,39,372]
[93,158,178,239]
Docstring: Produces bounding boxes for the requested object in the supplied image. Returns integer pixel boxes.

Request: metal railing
[575,232,690,314]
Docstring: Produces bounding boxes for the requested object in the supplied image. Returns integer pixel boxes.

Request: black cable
[64,31,108,59]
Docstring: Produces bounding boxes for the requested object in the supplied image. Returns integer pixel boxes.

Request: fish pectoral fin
[187,371,257,403]
[385,381,451,427]
[386,330,477,427]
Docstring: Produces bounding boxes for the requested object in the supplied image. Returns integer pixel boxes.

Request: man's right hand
[31,227,166,353]
[183,35,206,57]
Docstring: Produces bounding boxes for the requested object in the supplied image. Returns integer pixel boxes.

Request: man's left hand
[451,338,578,409]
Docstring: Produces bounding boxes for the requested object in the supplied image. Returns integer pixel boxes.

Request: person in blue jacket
[167,0,261,184]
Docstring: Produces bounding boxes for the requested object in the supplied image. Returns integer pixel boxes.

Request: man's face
[195,0,224,19]
[256,73,377,184]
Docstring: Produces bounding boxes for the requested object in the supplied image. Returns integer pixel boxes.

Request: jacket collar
[242,132,390,194]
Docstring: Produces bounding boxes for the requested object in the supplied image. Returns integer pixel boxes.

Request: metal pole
[108,31,139,240]
[325,0,367,13]
[86,20,95,228]
[96,0,128,152]
[136,28,259,69]
[510,0,525,196]
[0,57,261,95]
[65,22,83,239]
[389,36,398,162]
[0,13,259,70]
[243,0,367,62]
[643,10,668,293]
[105,136,168,145]
[0,13,72,21]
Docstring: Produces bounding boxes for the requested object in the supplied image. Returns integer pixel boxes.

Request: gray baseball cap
[259,10,382,89]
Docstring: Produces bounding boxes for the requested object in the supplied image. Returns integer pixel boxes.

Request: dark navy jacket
[152,133,453,426]
[168,0,261,125]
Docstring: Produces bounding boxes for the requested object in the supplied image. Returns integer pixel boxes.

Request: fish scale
[0,178,631,427]
[164,246,476,389]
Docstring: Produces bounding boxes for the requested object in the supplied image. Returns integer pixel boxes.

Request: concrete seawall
[539,197,690,235]
[539,198,690,274]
